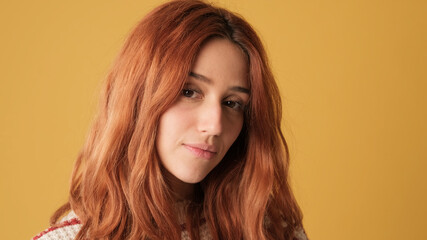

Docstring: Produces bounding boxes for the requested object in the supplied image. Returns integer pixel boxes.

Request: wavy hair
[52,0,303,239]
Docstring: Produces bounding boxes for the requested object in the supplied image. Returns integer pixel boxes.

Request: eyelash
[223,100,244,111]
[181,88,245,111]
[182,88,200,98]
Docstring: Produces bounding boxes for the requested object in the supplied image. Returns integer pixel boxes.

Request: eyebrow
[189,72,250,94]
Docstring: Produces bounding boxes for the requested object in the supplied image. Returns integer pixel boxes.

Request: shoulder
[264,215,309,240]
[293,226,309,240]
[32,212,82,240]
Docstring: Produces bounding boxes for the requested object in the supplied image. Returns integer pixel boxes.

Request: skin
[156,38,250,200]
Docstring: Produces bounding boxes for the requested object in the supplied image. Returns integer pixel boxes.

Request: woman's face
[156,38,249,184]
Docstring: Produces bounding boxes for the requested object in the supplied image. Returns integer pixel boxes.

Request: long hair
[52,1,303,239]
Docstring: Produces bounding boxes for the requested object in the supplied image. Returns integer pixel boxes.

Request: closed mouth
[183,144,217,160]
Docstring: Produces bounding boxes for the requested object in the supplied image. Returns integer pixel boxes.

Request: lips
[183,144,217,160]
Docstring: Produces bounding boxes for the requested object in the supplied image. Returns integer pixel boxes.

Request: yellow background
[1,0,426,239]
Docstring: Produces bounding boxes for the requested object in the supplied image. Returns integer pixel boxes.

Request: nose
[197,100,223,136]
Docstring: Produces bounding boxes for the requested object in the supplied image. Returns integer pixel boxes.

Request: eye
[181,87,202,100]
[223,100,244,111]
[182,89,201,99]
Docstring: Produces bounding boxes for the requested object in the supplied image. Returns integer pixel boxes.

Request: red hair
[52,1,303,239]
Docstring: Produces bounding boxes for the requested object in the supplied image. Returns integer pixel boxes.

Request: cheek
[157,105,193,148]
[161,106,191,131]
[223,115,244,147]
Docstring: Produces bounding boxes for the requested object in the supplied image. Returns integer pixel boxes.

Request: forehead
[192,38,249,89]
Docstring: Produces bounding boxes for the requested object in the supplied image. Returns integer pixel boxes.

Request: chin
[178,173,208,184]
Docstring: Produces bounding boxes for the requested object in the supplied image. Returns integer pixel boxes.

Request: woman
[33,0,307,239]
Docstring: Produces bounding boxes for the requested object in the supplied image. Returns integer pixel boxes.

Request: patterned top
[32,209,308,240]
[32,212,81,240]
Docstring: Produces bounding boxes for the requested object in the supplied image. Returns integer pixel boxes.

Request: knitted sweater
[32,209,308,240]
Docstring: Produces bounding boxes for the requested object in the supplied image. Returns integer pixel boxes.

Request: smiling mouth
[183,144,217,160]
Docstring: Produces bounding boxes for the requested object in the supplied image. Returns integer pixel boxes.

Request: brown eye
[223,100,243,111]
[182,89,196,98]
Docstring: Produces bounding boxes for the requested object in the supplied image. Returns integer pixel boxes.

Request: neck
[163,169,196,201]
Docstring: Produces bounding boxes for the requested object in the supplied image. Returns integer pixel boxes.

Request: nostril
[198,106,223,135]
